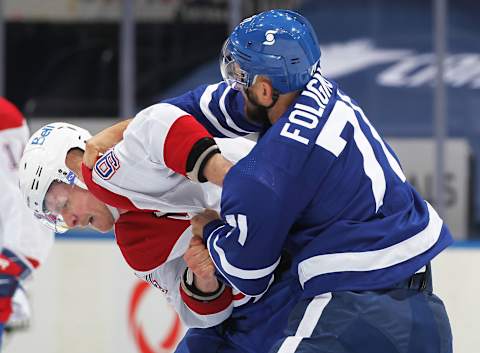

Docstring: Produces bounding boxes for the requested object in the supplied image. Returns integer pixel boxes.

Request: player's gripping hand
[83,118,132,168]
[191,209,221,239]
[183,236,218,293]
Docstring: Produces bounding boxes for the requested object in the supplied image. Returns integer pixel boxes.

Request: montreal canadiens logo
[95,150,120,180]
[129,281,184,353]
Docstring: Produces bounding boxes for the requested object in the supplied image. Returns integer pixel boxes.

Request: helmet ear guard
[19,122,92,233]
[221,9,321,94]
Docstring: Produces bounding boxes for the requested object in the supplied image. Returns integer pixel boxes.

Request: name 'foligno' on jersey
[201,68,453,298]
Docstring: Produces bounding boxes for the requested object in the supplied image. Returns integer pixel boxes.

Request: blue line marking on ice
[55,231,480,248]
[450,240,480,248]
[55,230,114,240]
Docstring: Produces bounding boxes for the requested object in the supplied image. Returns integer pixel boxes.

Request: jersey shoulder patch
[94,150,120,180]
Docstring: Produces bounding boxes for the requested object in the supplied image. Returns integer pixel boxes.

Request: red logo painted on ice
[129,281,183,353]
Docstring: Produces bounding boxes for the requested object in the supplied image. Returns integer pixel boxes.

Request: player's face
[44,182,114,232]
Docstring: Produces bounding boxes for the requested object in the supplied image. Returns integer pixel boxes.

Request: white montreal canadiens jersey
[83,103,255,328]
[0,103,53,266]
[92,103,254,215]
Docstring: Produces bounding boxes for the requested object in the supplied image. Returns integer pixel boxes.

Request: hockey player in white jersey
[0,98,54,348]
[18,121,300,353]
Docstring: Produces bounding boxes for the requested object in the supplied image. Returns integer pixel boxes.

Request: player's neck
[268,91,299,125]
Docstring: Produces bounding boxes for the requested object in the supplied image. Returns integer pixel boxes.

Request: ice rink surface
[3,234,479,353]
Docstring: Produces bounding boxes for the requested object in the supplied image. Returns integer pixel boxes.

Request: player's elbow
[231,277,272,297]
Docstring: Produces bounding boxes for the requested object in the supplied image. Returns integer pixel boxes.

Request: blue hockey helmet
[220,9,321,94]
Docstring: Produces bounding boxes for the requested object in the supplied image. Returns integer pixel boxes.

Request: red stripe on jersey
[179,284,233,315]
[82,163,146,212]
[232,292,246,300]
[25,257,40,269]
[0,297,12,323]
[115,212,191,272]
[163,115,213,175]
[0,98,24,131]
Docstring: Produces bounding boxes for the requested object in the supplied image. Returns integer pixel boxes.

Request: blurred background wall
[1,0,479,352]
[5,0,479,238]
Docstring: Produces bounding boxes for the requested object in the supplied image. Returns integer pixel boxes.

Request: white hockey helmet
[19,122,91,233]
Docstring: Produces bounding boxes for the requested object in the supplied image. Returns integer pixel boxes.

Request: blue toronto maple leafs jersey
[164,71,454,299]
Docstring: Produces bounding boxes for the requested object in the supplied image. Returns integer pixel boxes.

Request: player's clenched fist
[191,209,221,238]
[183,235,218,293]
[184,236,215,279]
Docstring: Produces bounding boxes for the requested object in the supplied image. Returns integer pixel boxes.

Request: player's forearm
[101,118,132,144]
[83,118,132,168]
[202,221,278,296]
[193,274,220,293]
[202,153,233,186]
[95,118,131,145]
[179,266,234,328]
[181,267,224,299]
[184,136,232,186]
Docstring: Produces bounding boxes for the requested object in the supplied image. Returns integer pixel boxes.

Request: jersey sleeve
[127,102,215,176]
[163,81,262,138]
[90,85,259,187]
[83,105,218,211]
[138,257,234,328]
[203,170,297,297]
[114,212,234,328]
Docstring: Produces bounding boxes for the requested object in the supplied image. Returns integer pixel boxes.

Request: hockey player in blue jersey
[83,9,453,353]
[187,9,454,353]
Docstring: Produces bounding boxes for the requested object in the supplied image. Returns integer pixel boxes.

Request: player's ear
[256,77,275,106]
[65,148,85,183]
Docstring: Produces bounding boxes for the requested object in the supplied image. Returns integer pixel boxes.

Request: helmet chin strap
[75,178,88,190]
